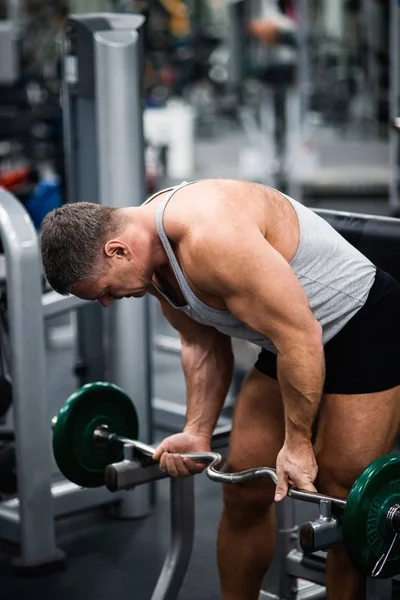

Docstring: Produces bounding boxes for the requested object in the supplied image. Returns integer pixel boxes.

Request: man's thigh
[314,385,400,497]
[226,367,284,471]
[223,367,284,506]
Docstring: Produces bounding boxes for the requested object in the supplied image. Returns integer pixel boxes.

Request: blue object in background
[25,173,62,230]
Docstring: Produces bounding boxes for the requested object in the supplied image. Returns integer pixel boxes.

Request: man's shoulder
[180,179,271,239]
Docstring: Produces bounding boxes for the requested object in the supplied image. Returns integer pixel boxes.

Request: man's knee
[316,453,370,498]
[222,461,275,525]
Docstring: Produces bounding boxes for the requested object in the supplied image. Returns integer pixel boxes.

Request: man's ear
[104,240,131,259]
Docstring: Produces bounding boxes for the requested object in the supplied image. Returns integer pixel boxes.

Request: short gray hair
[41,202,118,295]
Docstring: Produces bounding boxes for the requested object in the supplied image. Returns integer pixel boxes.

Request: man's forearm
[277,344,325,444]
[182,333,234,440]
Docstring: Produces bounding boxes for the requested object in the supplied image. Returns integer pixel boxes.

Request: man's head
[41,202,153,306]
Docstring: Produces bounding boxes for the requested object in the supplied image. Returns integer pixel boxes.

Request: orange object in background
[0,166,31,190]
[158,0,190,38]
[248,19,280,46]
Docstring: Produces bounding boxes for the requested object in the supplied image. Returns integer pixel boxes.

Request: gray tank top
[145,181,376,352]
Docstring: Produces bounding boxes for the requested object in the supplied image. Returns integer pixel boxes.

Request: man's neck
[130,204,169,273]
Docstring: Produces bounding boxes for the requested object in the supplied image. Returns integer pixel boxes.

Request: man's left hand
[275,441,318,502]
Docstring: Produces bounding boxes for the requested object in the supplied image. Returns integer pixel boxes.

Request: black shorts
[254,268,400,394]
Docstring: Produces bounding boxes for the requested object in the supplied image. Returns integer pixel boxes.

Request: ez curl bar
[52,382,400,580]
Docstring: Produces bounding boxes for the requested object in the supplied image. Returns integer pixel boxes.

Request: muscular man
[41,179,400,600]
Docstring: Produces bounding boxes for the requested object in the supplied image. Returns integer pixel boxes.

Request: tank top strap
[155,180,201,305]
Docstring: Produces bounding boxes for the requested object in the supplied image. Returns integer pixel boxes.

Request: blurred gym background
[0,2,399,599]
[0,0,397,215]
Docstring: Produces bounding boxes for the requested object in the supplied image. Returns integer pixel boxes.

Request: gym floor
[0,124,396,599]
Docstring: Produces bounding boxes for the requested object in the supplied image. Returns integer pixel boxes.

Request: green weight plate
[342,454,400,578]
[52,382,139,488]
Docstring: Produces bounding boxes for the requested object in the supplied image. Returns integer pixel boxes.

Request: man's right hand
[152,431,211,477]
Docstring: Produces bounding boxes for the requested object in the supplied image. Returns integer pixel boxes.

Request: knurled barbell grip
[96,429,347,508]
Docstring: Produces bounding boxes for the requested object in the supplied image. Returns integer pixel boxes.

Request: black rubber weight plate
[52,382,139,488]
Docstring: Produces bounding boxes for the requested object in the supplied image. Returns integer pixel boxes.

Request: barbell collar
[388,504,400,533]
[299,516,343,554]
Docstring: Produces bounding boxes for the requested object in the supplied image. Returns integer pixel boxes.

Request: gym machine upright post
[389,0,400,215]
[62,13,152,519]
[0,188,64,571]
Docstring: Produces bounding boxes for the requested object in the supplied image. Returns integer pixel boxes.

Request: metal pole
[297,0,310,121]
[389,0,400,211]
[94,26,151,518]
[151,477,195,600]
[6,0,19,23]
[363,0,379,137]
[227,0,248,92]
[262,499,298,599]
[285,88,303,203]
[61,21,106,385]
[322,0,343,39]
[75,303,106,383]
[0,189,63,568]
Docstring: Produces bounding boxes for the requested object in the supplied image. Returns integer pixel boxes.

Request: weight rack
[0,188,148,570]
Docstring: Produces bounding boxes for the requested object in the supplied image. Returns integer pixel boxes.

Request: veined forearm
[182,334,234,439]
[277,343,325,444]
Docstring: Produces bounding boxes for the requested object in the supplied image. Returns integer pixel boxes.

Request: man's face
[73,257,149,308]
